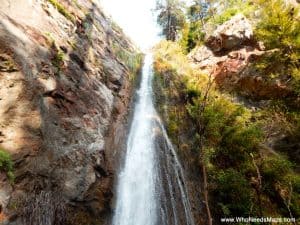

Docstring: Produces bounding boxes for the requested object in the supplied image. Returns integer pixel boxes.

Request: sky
[99,0,161,50]
[99,0,193,50]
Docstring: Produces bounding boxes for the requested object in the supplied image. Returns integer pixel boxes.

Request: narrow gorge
[0,0,299,225]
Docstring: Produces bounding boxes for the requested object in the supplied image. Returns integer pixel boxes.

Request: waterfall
[112,53,195,225]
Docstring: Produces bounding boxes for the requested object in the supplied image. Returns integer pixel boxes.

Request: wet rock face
[0,0,140,224]
[189,14,292,99]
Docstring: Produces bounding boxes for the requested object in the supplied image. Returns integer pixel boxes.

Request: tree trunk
[197,73,214,225]
[167,8,171,40]
[251,154,263,216]
[200,146,213,225]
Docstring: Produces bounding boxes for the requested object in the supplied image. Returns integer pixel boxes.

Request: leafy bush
[153,40,194,77]
[0,149,14,182]
[291,175,300,217]
[255,0,300,93]
[262,156,293,184]
[180,21,205,52]
[261,155,300,217]
[255,0,300,51]
[214,7,240,25]
[186,94,263,170]
[214,169,252,216]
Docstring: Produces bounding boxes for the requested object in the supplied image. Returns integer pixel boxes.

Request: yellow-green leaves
[0,149,14,182]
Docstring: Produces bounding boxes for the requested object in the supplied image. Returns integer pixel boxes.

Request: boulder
[189,13,292,100]
[205,14,253,52]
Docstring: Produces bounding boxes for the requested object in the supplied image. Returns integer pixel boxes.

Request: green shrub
[214,7,239,25]
[180,21,205,52]
[222,125,262,154]
[214,169,252,216]
[262,156,293,184]
[261,156,300,217]
[211,0,254,25]
[255,0,300,93]
[255,0,300,51]
[261,156,293,200]
[0,149,14,182]
[290,175,300,217]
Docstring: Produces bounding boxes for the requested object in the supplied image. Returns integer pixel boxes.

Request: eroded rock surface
[0,1,141,224]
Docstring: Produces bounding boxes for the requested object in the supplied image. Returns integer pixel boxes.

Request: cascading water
[113,54,158,225]
[112,53,195,225]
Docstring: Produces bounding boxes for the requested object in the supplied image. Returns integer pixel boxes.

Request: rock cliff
[0,1,142,224]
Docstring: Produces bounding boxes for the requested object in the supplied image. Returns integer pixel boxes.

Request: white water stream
[112,54,157,225]
[112,53,195,225]
[99,1,196,224]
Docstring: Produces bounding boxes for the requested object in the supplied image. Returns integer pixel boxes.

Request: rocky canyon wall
[0,1,142,224]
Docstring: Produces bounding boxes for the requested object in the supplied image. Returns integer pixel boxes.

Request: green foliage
[47,0,75,22]
[261,156,300,217]
[180,21,205,52]
[214,169,252,216]
[212,0,254,25]
[262,156,293,184]
[153,40,299,219]
[156,0,186,41]
[255,0,300,51]
[0,149,14,182]
[51,47,65,72]
[214,7,239,25]
[291,175,300,216]
[187,0,210,22]
[187,93,263,170]
[255,0,300,93]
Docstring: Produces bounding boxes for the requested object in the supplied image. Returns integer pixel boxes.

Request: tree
[183,0,211,51]
[156,0,186,41]
[188,0,211,25]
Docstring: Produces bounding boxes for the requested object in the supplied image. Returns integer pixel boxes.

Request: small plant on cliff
[111,41,143,80]
[0,149,14,182]
[47,0,75,22]
[51,44,65,74]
